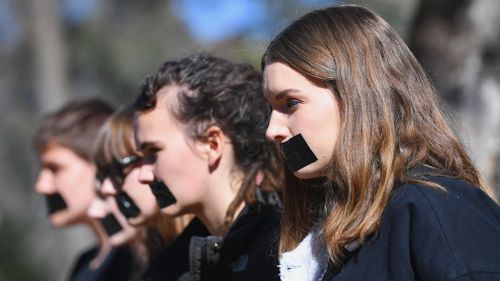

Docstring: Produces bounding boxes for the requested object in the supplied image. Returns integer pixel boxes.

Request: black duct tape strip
[280,134,318,172]
[149,181,177,209]
[101,214,123,237]
[115,192,141,219]
[45,193,67,215]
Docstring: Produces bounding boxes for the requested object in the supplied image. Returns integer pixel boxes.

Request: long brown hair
[94,105,192,272]
[263,5,497,264]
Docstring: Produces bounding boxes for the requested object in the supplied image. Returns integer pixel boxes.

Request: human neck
[86,218,112,270]
[196,169,246,236]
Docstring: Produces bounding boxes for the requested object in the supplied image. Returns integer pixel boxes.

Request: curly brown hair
[134,54,283,231]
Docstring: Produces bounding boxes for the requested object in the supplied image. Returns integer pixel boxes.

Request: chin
[109,232,131,247]
[160,204,187,217]
[127,216,146,227]
[293,167,325,179]
[160,205,179,216]
[49,212,73,228]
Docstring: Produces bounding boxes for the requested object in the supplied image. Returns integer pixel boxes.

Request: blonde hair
[263,5,497,264]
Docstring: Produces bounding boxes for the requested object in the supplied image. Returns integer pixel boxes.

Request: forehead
[135,85,183,142]
[41,143,82,162]
[263,62,328,99]
[263,62,309,92]
[40,144,92,170]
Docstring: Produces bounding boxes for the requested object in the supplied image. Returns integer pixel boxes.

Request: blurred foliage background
[0,0,498,280]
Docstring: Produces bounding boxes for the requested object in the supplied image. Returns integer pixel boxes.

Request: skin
[135,85,243,236]
[120,166,160,226]
[35,142,97,227]
[263,62,342,179]
[35,142,111,268]
[88,177,138,247]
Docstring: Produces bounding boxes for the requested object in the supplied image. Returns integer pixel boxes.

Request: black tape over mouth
[115,192,141,219]
[280,134,318,172]
[149,180,177,209]
[45,193,68,215]
[100,214,123,237]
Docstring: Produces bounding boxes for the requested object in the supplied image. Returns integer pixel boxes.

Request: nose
[87,197,108,219]
[266,110,290,143]
[100,178,117,196]
[34,170,56,194]
[138,163,155,184]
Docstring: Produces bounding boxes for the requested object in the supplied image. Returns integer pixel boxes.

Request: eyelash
[285,98,301,109]
[46,165,61,173]
[143,149,159,162]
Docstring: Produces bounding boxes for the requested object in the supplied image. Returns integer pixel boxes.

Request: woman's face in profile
[121,166,160,226]
[87,183,138,247]
[263,62,342,179]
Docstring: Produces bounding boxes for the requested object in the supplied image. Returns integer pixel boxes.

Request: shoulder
[240,202,282,240]
[383,175,500,279]
[249,202,282,221]
[105,245,134,271]
[389,175,499,223]
[68,246,99,279]
[97,246,135,281]
[220,203,281,279]
[143,218,208,281]
[228,202,281,243]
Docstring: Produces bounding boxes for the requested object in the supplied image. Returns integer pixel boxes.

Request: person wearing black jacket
[69,245,134,281]
[262,5,500,281]
[134,54,284,281]
[318,173,500,281]
[142,217,209,281]
[185,200,281,281]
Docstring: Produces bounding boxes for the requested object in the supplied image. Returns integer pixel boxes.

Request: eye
[45,163,62,174]
[143,148,159,163]
[285,98,301,109]
[121,157,142,176]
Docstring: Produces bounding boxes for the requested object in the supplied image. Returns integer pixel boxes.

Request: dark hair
[134,53,283,229]
[263,5,495,263]
[33,98,114,161]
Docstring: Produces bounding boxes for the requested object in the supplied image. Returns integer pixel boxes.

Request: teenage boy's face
[35,143,96,227]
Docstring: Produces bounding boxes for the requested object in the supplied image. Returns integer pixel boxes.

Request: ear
[196,126,226,168]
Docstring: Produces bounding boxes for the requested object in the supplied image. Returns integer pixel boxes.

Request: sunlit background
[0,0,498,280]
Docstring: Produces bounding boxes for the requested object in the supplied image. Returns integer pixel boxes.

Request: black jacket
[322,175,500,281]
[142,218,210,281]
[185,203,282,281]
[69,245,134,281]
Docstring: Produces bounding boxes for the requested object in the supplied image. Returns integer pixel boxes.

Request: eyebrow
[274,88,301,101]
[137,141,163,152]
[40,159,60,168]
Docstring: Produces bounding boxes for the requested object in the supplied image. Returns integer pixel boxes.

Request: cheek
[162,166,207,208]
[122,172,158,213]
[107,199,127,225]
[293,104,340,162]
[153,139,209,207]
[61,169,95,208]
[156,150,204,187]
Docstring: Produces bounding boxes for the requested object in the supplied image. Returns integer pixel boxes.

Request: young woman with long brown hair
[262,5,500,281]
